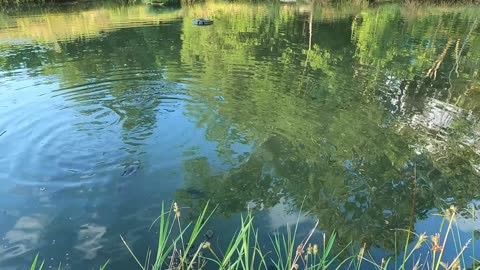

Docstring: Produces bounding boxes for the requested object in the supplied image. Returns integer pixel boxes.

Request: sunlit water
[0,2,480,269]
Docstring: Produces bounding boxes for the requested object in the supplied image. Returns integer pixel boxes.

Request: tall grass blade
[30,254,45,270]
[321,231,336,265]
[181,201,216,265]
[30,254,39,270]
[99,259,110,270]
[324,240,352,269]
[121,235,146,270]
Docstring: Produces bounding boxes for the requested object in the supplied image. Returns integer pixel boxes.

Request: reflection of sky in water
[1,215,49,262]
[415,213,477,267]
[75,223,107,260]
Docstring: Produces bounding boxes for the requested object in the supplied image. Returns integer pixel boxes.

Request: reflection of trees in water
[1,24,185,154]
[175,3,480,251]
[1,0,479,255]
[178,133,432,249]
[54,27,183,153]
[375,72,480,179]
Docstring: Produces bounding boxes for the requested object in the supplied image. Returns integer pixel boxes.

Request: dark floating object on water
[0,130,6,137]
[192,18,213,26]
[204,229,214,240]
[122,163,141,177]
[184,187,207,198]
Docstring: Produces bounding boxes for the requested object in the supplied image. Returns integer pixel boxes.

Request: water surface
[0,2,480,269]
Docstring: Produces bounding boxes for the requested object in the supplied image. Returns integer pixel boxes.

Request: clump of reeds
[120,202,478,270]
[121,201,266,270]
[31,203,478,270]
[354,205,477,270]
[119,201,349,270]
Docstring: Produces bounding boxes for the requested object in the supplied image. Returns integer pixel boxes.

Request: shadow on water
[0,1,480,269]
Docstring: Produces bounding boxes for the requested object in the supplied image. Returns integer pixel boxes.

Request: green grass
[31,203,479,270]
[30,254,109,270]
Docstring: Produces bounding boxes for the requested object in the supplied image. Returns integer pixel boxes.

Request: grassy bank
[31,203,479,270]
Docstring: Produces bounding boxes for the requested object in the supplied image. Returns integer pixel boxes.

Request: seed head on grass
[313,244,318,255]
[296,244,304,256]
[431,233,442,252]
[414,233,427,250]
[431,233,440,246]
[444,205,457,220]
[450,257,460,270]
[173,202,181,218]
[357,243,366,266]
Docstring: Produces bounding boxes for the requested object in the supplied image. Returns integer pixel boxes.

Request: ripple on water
[0,69,191,189]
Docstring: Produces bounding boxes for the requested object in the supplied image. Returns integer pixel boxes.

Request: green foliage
[120,202,350,270]
[30,255,109,270]
[30,254,45,270]
[33,203,476,269]
[171,1,480,253]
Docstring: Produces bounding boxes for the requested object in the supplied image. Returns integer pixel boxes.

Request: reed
[29,253,109,270]
[31,203,478,270]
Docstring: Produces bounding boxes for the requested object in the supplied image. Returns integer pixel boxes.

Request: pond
[0,2,479,269]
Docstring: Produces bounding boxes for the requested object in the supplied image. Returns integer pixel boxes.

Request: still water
[0,2,480,269]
